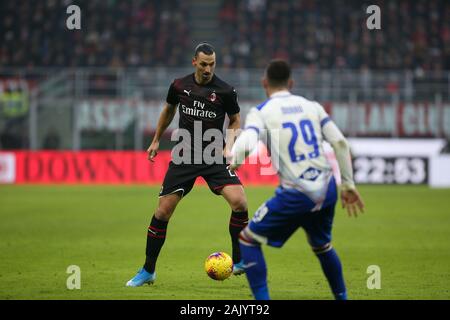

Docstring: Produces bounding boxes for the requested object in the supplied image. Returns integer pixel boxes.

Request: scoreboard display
[353,156,428,185]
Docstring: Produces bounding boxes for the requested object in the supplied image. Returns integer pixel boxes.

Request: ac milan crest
[209,91,216,102]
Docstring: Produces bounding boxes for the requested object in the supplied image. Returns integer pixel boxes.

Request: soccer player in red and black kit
[126,43,249,286]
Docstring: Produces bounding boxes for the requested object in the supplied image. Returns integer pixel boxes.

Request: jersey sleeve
[322,120,346,144]
[230,107,264,168]
[244,107,265,134]
[224,87,240,115]
[316,102,332,128]
[166,81,179,105]
[315,101,345,143]
[321,115,355,190]
[231,127,259,167]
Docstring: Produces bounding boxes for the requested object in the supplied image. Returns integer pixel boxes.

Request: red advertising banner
[1,151,281,185]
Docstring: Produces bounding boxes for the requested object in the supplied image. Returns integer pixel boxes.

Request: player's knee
[154,206,174,221]
[230,197,248,212]
[311,242,333,255]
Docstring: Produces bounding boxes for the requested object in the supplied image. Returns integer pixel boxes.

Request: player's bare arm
[147,103,177,162]
[224,113,241,159]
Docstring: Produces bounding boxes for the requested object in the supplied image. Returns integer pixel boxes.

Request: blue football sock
[316,248,347,300]
[239,243,270,300]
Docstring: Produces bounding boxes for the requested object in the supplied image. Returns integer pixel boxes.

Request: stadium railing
[0,67,449,151]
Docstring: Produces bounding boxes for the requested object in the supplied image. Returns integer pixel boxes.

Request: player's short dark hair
[266,59,292,87]
[194,42,215,57]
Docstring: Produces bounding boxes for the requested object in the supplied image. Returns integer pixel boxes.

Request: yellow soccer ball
[204,252,233,281]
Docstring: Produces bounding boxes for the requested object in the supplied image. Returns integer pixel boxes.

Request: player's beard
[202,72,212,82]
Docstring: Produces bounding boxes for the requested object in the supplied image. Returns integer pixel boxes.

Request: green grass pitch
[0,184,449,300]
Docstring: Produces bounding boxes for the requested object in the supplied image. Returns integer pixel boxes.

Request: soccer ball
[204,252,233,281]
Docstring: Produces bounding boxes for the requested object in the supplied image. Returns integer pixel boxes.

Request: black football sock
[229,210,249,263]
[143,215,168,274]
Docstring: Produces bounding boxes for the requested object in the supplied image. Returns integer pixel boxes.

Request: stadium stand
[0,0,448,71]
[0,0,191,67]
[218,0,450,71]
[0,0,449,150]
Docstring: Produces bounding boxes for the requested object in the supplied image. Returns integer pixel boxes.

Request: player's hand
[147,141,159,162]
[340,188,365,217]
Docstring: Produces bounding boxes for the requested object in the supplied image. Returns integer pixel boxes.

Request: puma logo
[242,262,257,269]
[183,89,191,96]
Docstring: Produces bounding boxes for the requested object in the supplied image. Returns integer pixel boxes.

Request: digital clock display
[353,157,428,184]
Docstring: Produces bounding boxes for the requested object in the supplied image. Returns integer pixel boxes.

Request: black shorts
[159,161,242,197]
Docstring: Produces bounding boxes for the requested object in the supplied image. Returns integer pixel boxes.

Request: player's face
[193,52,216,84]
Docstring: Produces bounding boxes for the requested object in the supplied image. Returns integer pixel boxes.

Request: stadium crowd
[0,0,191,68]
[219,0,450,71]
[0,0,448,72]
